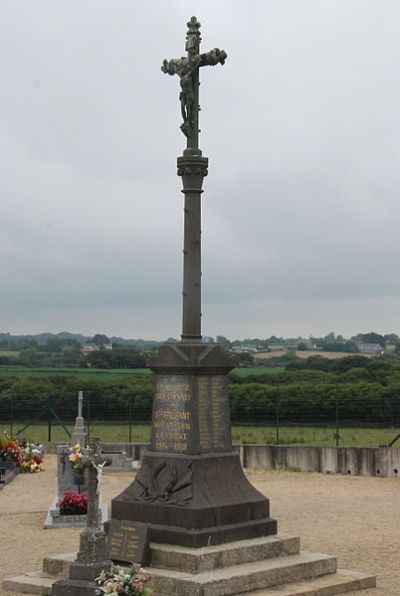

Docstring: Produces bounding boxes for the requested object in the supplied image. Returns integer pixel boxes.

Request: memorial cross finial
[161,16,227,149]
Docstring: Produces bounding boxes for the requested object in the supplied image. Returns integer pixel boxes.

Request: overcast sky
[1,1,400,340]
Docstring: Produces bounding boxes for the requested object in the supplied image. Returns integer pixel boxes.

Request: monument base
[112,450,277,547]
[2,537,376,596]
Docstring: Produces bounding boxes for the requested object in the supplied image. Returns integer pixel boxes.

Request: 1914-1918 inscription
[151,375,193,453]
[106,519,150,565]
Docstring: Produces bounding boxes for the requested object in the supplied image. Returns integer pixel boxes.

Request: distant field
[232,366,284,376]
[1,422,397,448]
[0,366,150,379]
[254,350,372,360]
[0,365,282,379]
[0,350,20,358]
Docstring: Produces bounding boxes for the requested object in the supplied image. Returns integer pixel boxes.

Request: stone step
[150,535,300,573]
[248,569,376,595]
[149,551,338,596]
[2,571,54,595]
[42,552,76,577]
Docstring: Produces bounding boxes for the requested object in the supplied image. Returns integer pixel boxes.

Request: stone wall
[44,442,400,478]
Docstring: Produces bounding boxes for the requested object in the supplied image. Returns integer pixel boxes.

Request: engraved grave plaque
[106,519,150,565]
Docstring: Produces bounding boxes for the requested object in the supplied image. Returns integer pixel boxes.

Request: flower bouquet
[20,459,43,473]
[68,444,85,472]
[0,432,24,466]
[59,490,88,515]
[23,442,44,464]
[95,563,152,596]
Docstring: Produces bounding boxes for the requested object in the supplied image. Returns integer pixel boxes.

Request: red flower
[59,490,88,515]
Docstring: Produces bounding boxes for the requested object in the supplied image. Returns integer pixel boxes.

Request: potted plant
[59,490,88,515]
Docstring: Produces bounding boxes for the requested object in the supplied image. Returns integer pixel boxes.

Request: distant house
[81,343,113,354]
[356,343,384,356]
[232,345,259,354]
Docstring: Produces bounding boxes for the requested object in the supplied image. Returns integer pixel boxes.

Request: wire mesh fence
[1,391,399,447]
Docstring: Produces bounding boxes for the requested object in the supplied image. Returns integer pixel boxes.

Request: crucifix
[162,16,226,149]
[162,17,227,340]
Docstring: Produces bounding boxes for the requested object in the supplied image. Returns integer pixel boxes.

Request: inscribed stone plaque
[106,520,150,565]
[197,375,231,453]
[151,374,193,453]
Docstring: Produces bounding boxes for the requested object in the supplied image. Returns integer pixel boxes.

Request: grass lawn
[0,365,282,380]
[1,422,398,448]
[0,366,150,379]
[231,367,284,376]
[0,350,20,358]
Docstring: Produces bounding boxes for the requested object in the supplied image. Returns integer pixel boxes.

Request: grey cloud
[1,1,399,338]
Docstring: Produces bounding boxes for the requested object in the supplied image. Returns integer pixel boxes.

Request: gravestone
[44,393,108,529]
[111,16,276,548]
[0,460,19,486]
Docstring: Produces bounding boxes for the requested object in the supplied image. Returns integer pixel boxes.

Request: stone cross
[78,391,83,418]
[71,390,87,448]
[162,16,227,149]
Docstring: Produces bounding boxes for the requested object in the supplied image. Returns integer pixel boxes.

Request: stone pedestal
[52,528,110,596]
[2,537,376,595]
[112,342,277,547]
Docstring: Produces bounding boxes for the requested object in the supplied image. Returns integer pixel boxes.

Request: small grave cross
[161,16,227,149]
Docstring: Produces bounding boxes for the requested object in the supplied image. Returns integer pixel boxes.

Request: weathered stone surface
[148,552,337,596]
[42,553,75,577]
[2,540,375,596]
[52,578,97,596]
[149,535,300,574]
[248,569,376,595]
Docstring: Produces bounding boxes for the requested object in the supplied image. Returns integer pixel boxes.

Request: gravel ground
[0,456,398,595]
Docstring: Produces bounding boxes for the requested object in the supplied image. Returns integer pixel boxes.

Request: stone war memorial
[109,16,376,595]
[2,16,377,596]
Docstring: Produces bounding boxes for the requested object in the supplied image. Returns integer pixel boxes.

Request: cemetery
[0,10,398,596]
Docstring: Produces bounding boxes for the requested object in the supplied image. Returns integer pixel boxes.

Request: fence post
[128,395,133,443]
[335,379,340,447]
[10,395,14,436]
[47,395,52,442]
[87,394,91,440]
[275,388,280,445]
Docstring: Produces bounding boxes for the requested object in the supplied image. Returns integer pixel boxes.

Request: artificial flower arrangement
[23,442,43,463]
[0,432,24,465]
[59,490,88,515]
[19,442,44,473]
[95,564,152,596]
[20,458,42,473]
[68,444,85,472]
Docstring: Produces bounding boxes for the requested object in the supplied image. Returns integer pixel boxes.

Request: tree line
[1,355,400,427]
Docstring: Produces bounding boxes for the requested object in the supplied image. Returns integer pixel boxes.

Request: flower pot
[73,471,85,489]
